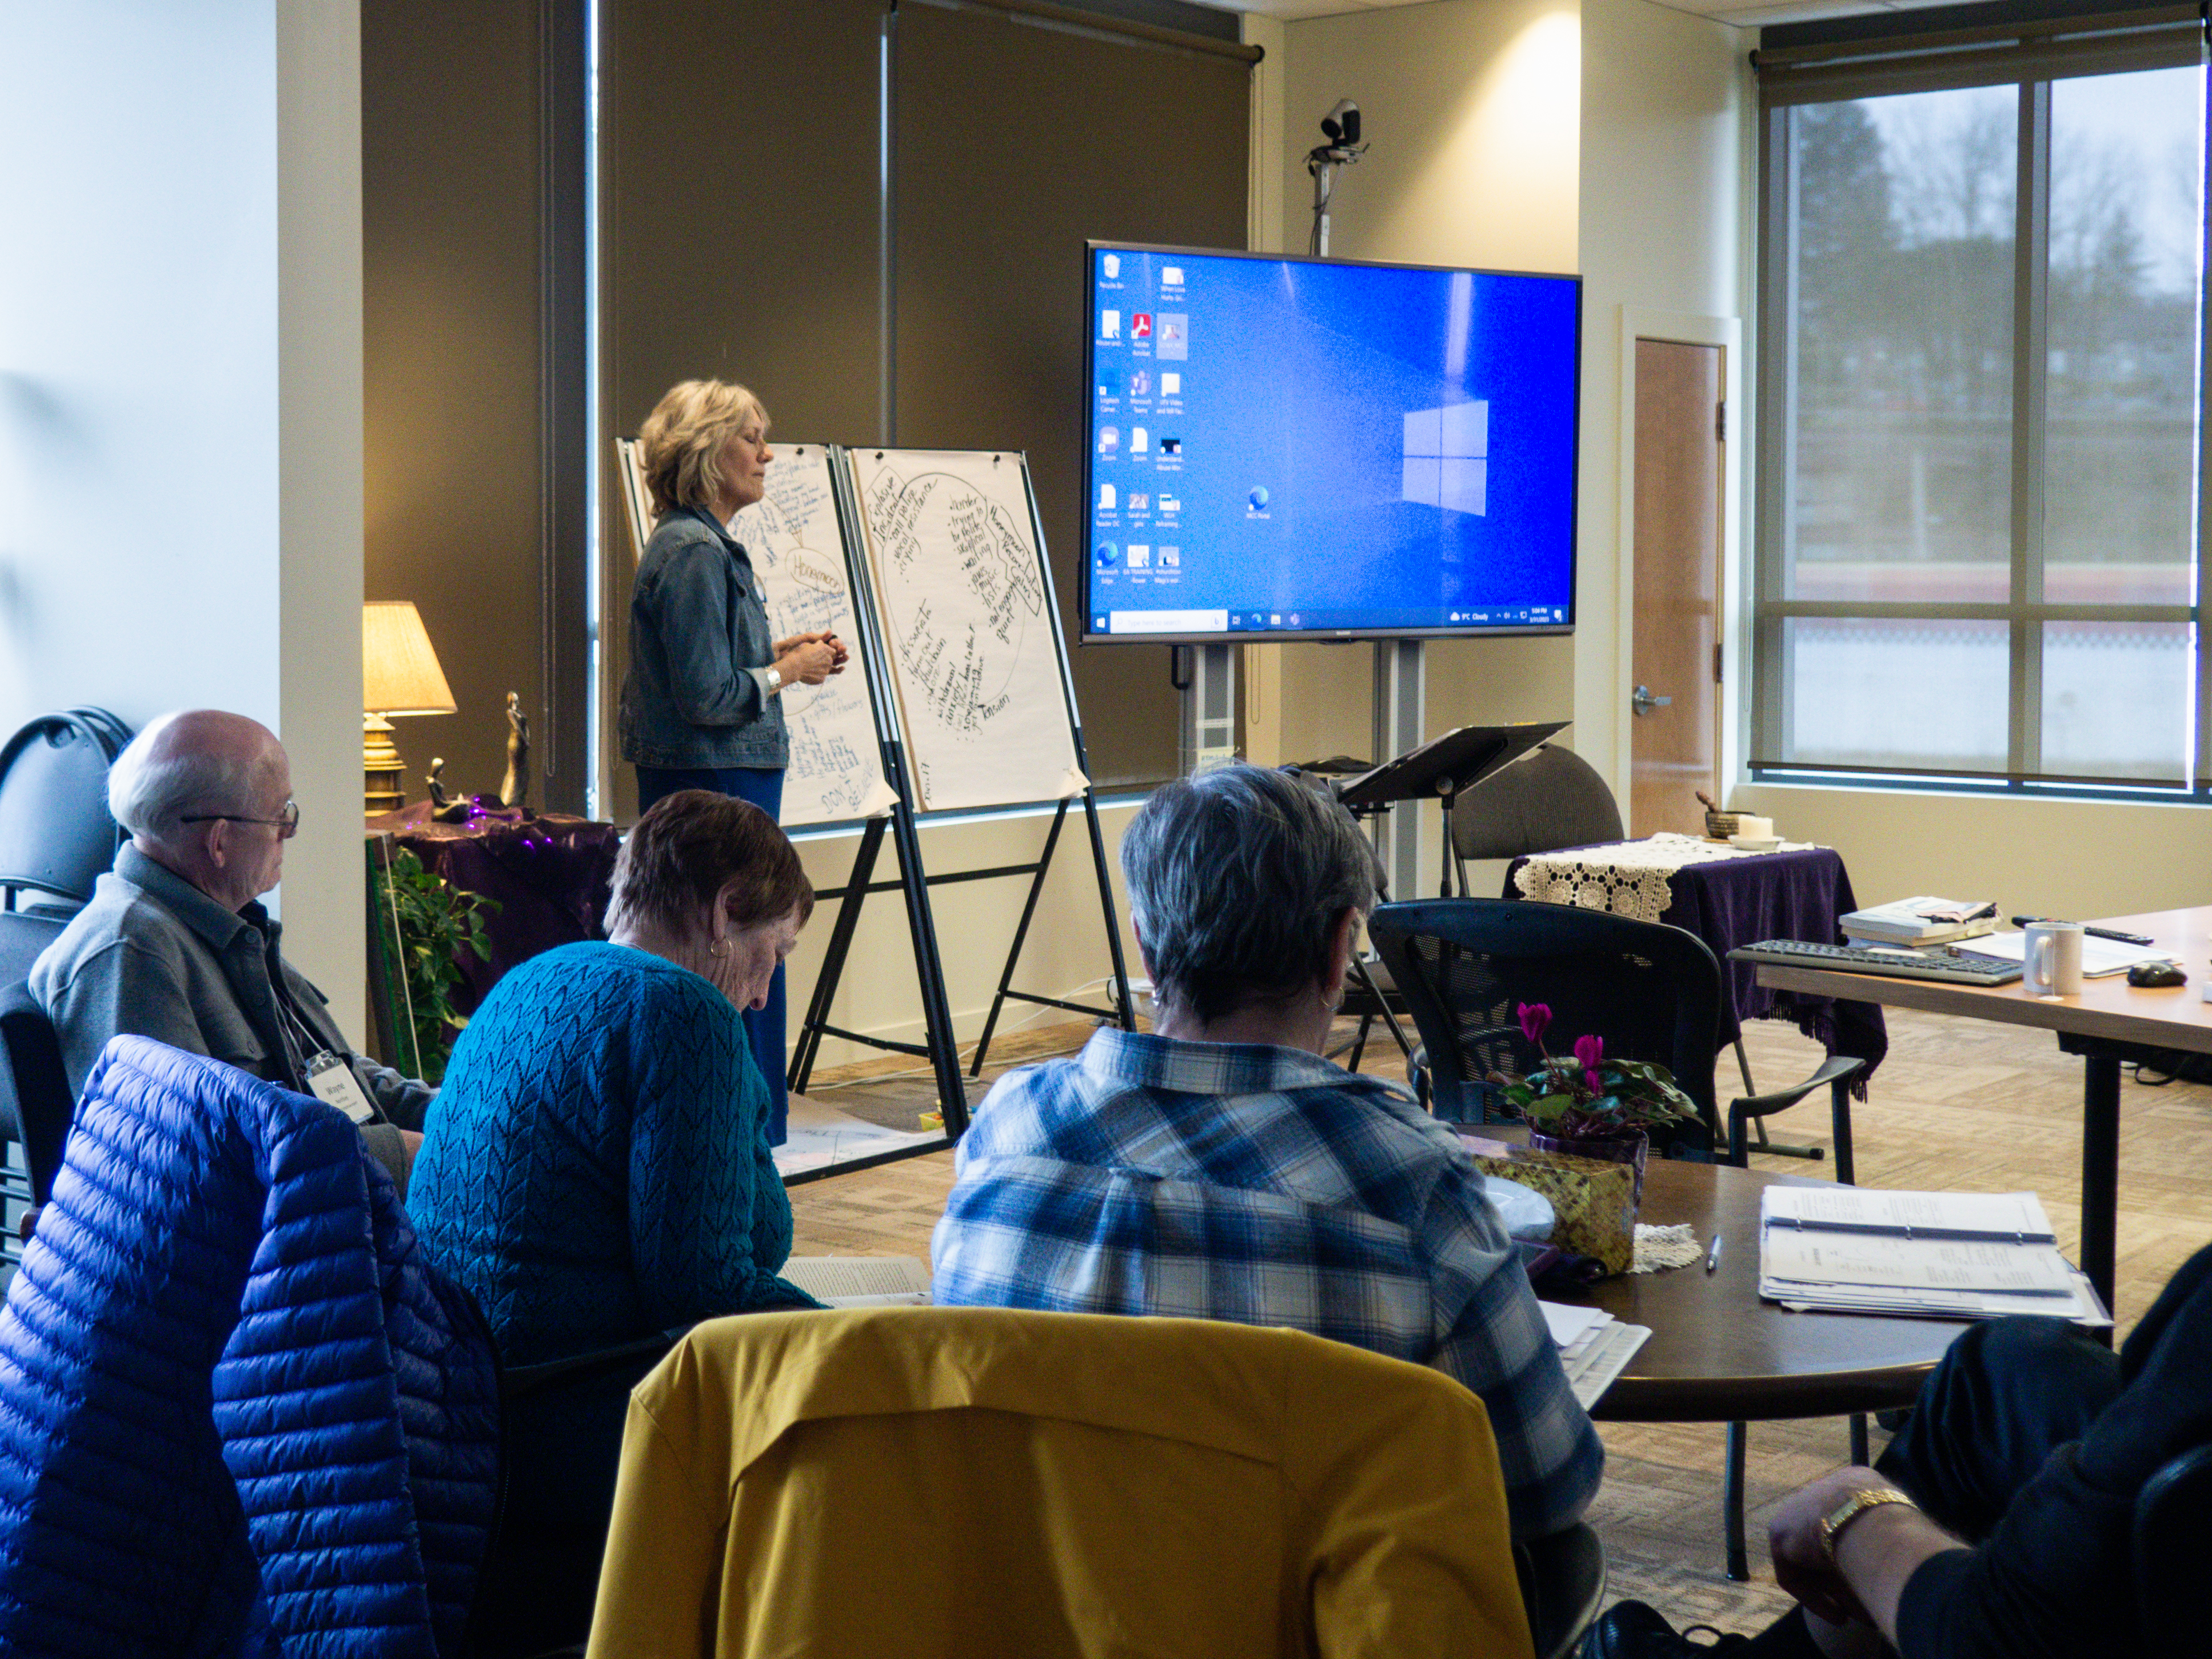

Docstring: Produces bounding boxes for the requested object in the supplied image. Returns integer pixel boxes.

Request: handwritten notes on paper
[618,439,897,827]
[849,450,1086,813]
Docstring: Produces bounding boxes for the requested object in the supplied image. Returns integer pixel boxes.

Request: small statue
[500,691,530,809]
[426,758,470,823]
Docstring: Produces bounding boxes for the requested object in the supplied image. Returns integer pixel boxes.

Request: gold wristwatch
[1818,1488,1918,1566]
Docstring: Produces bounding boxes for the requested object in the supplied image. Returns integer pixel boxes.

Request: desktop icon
[1128,369,1151,398]
[1287,614,1299,626]
[1156,493,1180,514]
[1162,265,1184,286]
[1100,310,1120,339]
[1156,314,1188,360]
[1098,425,1119,453]
[1131,313,1153,341]
[1270,614,1281,625]
[1102,253,1121,279]
[1159,547,1180,568]
[1248,486,1269,510]
[1131,427,1149,454]
[1097,483,1116,510]
[1127,492,1148,512]
[1160,373,1181,397]
[1127,545,1151,569]
[1093,542,1120,569]
[1159,437,1181,455]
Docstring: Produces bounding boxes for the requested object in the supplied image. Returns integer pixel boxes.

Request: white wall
[0,0,365,1032]
[1577,0,1750,803]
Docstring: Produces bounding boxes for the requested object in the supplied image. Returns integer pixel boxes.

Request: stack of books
[1758,1188,2109,1326]
[1840,896,2000,949]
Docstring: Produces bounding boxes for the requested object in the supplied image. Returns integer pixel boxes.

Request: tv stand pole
[1372,639,1425,900]
[1177,642,1236,775]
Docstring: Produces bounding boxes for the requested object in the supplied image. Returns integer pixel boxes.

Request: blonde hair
[637,379,768,515]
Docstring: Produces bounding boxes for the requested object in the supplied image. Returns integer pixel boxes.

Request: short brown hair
[637,379,766,515]
[605,790,813,941]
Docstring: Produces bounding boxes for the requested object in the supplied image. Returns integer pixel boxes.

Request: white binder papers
[1759,1187,2110,1326]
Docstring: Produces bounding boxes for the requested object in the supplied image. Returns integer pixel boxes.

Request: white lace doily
[1632,1222,1704,1274]
[1512,833,1820,924]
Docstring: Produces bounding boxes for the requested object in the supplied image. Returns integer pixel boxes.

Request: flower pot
[1527,1128,1648,1216]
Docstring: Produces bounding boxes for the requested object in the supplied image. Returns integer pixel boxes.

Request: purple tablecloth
[1503,843,1888,1093]
[366,799,621,1016]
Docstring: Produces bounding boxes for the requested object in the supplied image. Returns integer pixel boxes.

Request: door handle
[1631,684,1673,718]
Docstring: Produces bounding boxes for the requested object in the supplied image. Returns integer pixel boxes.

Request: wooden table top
[1539,1154,1970,1422]
[1748,906,2212,1057]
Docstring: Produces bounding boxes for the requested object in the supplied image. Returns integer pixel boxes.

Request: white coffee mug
[2023,920,2085,997]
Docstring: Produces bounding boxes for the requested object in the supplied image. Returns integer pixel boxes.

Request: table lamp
[362,601,457,814]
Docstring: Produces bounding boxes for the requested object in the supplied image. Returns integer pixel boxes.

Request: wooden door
[1630,339,1723,838]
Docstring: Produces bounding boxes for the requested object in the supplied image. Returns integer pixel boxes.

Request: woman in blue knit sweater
[410,789,819,1654]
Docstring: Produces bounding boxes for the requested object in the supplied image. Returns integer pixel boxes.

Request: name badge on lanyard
[305,1052,376,1124]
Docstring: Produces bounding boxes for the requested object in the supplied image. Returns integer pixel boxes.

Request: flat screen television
[1080,242,1581,644]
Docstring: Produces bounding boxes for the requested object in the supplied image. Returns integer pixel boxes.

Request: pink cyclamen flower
[1574,1033,1604,1073]
[1518,1002,1552,1046]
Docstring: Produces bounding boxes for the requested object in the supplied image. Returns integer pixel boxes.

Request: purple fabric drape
[368,799,621,1016]
[1504,844,1888,1093]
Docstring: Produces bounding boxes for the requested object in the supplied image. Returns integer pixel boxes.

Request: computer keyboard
[1727,940,2023,986]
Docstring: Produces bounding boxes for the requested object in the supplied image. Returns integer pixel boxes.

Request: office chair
[1368,898,1866,1580]
[588,1306,1603,1659]
[2136,1440,2212,1648]
[0,708,130,914]
[1450,742,1625,890]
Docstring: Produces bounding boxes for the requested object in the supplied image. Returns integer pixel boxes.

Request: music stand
[1335,719,1567,898]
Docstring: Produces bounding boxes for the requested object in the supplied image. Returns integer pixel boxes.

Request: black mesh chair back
[1451,743,1625,864]
[1368,898,1723,1149]
[0,982,71,1209]
[0,709,131,912]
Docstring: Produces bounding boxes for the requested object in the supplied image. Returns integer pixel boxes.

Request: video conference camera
[1320,100,1360,148]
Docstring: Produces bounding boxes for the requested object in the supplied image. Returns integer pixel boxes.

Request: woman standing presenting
[621,378,844,1141]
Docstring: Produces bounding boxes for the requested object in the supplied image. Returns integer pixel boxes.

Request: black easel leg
[1080,783,1136,1030]
[789,817,887,1097]
[887,793,970,1136]
[970,800,1069,1076]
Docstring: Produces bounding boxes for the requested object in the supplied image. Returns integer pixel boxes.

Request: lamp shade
[362,601,457,716]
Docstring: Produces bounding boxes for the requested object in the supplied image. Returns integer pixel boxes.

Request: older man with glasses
[31,709,431,1191]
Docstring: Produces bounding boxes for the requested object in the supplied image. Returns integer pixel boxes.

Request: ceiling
[1210,0,1977,32]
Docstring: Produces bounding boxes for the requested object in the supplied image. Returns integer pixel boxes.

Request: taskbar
[1087,605,1571,637]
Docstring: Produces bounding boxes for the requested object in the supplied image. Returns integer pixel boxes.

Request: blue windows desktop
[1081,243,1581,643]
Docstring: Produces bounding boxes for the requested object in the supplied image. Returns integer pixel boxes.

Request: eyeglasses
[180,799,300,839]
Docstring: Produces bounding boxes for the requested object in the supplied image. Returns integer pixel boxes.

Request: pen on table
[2009,916,2155,947]
[1706,1233,1723,1274]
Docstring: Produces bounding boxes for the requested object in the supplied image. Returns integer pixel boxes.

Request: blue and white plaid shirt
[931,1028,1603,1540]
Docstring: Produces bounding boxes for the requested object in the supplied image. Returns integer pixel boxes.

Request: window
[1754,16,2207,789]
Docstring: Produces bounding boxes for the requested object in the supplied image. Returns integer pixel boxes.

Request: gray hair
[1121,763,1380,1024]
[107,713,273,840]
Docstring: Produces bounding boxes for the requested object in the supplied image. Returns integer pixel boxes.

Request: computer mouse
[2127,961,2187,988]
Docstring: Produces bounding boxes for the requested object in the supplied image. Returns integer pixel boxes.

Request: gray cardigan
[29,844,430,1188]
[618,506,789,770]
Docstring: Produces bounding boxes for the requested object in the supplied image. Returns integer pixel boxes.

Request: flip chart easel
[786,449,1133,1132]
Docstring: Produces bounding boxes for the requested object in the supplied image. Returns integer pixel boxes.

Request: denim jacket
[620,506,790,769]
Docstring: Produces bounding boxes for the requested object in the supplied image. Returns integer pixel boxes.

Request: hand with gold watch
[1818,1485,1918,1565]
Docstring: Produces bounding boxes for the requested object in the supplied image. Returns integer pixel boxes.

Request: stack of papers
[1539,1301,1652,1408]
[1953,932,2175,979]
[782,1256,934,1307]
[1759,1188,2109,1326]
[1841,896,1999,946]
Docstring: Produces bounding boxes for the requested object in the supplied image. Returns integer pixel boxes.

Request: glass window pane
[2045,69,2204,607]
[1778,618,2010,771]
[2041,620,2191,780]
[1788,87,2018,605]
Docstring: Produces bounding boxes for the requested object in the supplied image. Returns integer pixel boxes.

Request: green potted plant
[373,848,497,1085]
[1494,1001,1700,1206]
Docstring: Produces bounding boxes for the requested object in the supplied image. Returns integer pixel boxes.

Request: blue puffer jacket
[0,1037,500,1657]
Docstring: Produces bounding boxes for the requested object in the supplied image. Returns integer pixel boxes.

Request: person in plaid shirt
[931,763,1602,1541]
